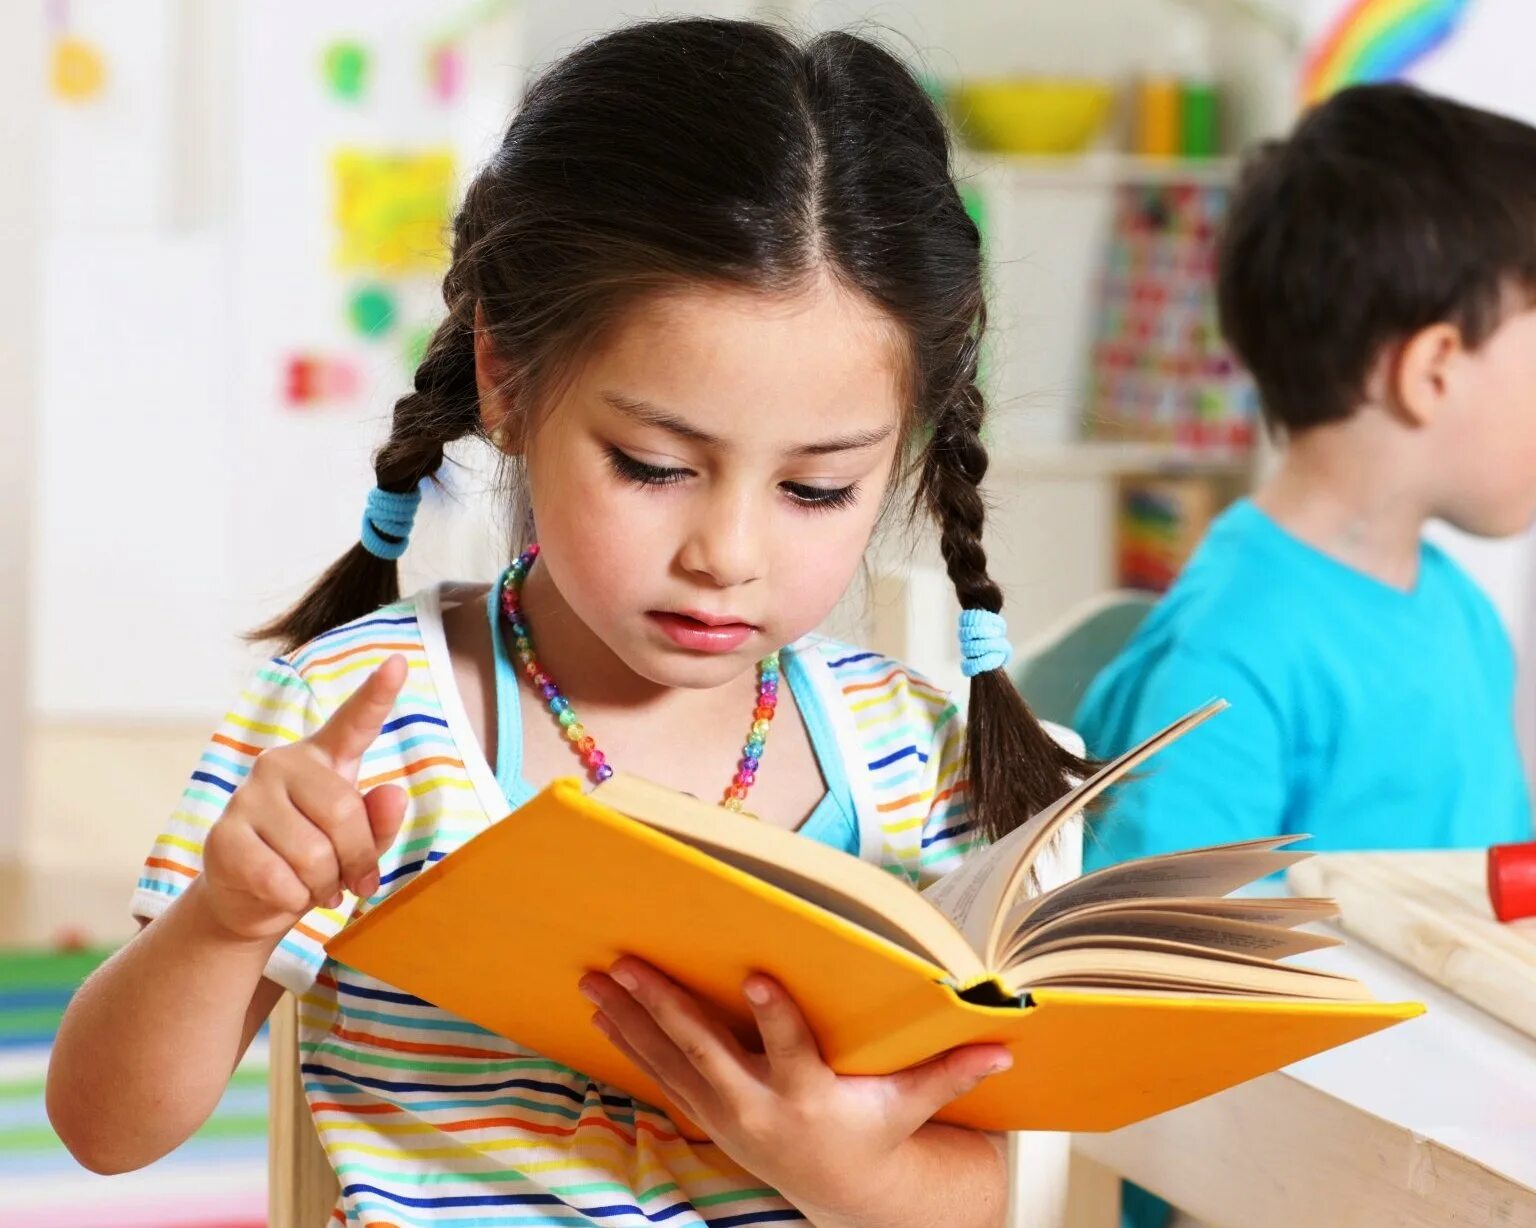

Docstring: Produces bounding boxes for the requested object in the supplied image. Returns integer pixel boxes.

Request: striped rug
[0,947,268,1226]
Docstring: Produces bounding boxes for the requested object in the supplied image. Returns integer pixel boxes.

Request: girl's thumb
[364,783,408,855]
[893,1045,1012,1133]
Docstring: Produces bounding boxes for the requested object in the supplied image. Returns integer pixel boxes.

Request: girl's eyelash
[782,481,859,511]
[605,445,690,486]
[604,444,858,510]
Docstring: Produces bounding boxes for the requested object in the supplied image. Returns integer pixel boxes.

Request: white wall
[0,3,46,855]
[33,1,523,721]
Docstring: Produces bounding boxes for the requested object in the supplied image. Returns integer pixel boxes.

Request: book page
[1137,896,1340,929]
[1025,970,1372,1001]
[917,801,1072,954]
[1002,908,1341,965]
[591,774,987,981]
[919,700,1228,960]
[1005,838,1310,938]
[1007,894,1340,934]
[999,946,1371,1001]
[1010,931,1339,974]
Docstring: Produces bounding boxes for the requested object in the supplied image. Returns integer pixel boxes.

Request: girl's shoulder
[785,634,972,882]
[784,631,961,741]
[278,585,451,712]
[786,633,1087,768]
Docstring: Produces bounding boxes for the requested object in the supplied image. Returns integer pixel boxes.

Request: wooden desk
[1069,928,1536,1226]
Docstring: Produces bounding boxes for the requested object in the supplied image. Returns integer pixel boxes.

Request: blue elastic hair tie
[958,607,1012,678]
[360,482,425,561]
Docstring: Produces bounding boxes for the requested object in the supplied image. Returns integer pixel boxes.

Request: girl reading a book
[48,19,1090,1227]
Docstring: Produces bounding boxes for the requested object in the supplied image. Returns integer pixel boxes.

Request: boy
[1078,84,1536,1228]
[1080,82,1536,873]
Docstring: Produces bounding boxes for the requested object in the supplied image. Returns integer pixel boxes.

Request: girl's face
[516,277,906,690]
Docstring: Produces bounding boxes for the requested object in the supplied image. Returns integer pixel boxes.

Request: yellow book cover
[327,703,1422,1136]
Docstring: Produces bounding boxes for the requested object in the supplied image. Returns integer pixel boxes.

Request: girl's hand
[196,656,411,943]
[580,958,1012,1221]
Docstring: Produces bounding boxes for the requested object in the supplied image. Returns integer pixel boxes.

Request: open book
[328,702,1420,1135]
[595,702,1361,1004]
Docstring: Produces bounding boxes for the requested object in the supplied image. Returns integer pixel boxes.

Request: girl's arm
[47,657,410,1173]
[793,1123,1011,1228]
[583,958,1014,1228]
[47,884,285,1173]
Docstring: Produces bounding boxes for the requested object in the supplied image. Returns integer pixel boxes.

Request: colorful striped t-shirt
[133,583,1075,1226]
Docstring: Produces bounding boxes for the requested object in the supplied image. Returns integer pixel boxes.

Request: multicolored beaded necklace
[499,544,780,812]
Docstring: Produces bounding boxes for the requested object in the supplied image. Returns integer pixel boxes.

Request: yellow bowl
[949,79,1115,155]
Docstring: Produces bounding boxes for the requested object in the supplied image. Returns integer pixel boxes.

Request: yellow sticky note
[332,148,455,275]
[52,35,107,103]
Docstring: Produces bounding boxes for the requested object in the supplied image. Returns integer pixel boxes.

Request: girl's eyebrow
[601,391,894,456]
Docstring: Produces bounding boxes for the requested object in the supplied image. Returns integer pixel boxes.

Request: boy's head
[1218,83,1536,535]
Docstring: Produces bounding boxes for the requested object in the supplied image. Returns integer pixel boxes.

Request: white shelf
[991,440,1254,479]
[961,150,1240,190]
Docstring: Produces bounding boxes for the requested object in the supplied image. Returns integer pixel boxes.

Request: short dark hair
[1217,83,1536,434]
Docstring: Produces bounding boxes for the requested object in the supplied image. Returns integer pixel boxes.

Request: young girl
[47,19,1088,1227]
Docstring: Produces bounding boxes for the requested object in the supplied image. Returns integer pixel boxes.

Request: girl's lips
[648,611,755,653]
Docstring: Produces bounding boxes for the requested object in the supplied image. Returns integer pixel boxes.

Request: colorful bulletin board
[1083,183,1258,453]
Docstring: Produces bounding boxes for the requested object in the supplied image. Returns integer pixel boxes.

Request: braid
[249,312,480,653]
[374,311,479,493]
[919,315,1095,843]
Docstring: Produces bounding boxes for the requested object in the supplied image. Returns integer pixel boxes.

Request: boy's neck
[1251,415,1429,593]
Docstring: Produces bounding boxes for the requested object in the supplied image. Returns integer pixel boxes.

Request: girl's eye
[607,445,857,511]
[606,445,691,487]
[782,481,859,511]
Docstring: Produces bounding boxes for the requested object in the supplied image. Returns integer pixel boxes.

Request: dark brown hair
[255,18,1090,840]
[1219,82,1536,435]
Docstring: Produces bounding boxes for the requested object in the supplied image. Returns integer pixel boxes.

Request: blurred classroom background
[2,0,1531,1223]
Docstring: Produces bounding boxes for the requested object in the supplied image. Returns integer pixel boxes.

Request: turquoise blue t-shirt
[1077,499,1532,871]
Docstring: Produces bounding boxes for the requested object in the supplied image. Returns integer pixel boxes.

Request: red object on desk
[1487,841,1536,921]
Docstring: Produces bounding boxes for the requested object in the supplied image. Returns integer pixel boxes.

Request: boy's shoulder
[1419,535,1513,651]
[1136,502,1314,655]
[1118,510,1513,692]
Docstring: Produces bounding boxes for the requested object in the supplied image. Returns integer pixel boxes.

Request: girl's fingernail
[357,872,379,898]
[988,1054,1013,1075]
[326,892,344,909]
[611,968,639,993]
[744,979,770,1006]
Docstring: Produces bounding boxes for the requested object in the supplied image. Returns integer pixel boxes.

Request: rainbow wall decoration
[1302,0,1474,105]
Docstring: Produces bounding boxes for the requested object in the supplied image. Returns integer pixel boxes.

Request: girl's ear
[474,302,517,453]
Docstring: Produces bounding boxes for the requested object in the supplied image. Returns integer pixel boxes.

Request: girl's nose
[677,487,764,589]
